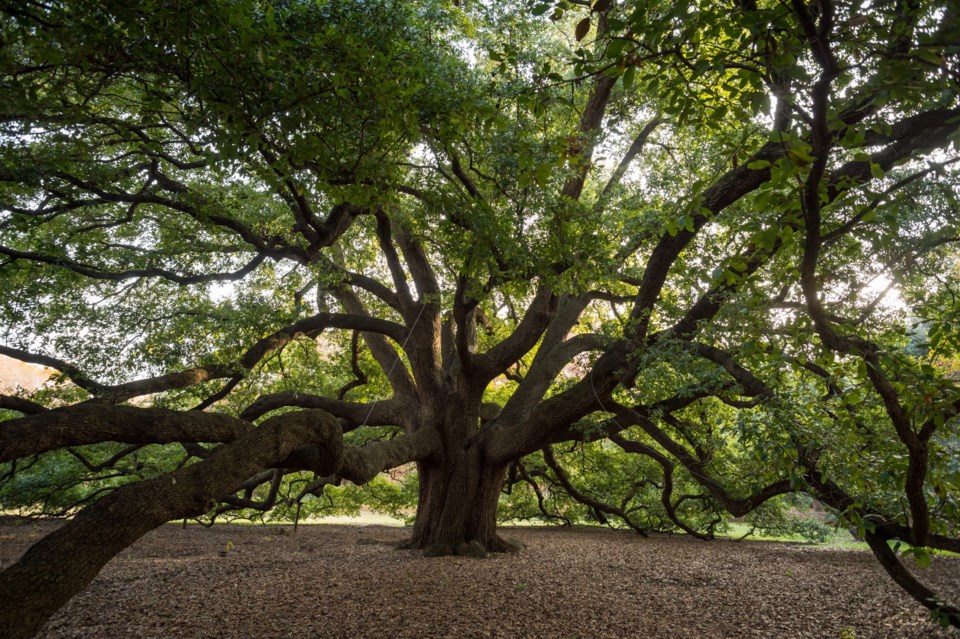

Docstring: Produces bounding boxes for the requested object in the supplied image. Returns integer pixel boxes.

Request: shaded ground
[1,521,958,639]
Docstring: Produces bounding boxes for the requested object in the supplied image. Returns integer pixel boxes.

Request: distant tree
[1,0,959,636]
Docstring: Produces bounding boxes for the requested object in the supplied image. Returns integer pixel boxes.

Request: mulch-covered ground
[1,521,958,639]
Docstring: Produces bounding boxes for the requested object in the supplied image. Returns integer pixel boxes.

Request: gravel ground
[1,522,958,639]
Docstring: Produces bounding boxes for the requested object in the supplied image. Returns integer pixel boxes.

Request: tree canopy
[1,0,960,636]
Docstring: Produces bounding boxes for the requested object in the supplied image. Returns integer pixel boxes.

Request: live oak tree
[1,0,960,636]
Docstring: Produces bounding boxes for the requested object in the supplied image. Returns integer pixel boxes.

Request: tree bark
[864,533,960,629]
[0,409,344,639]
[404,453,511,557]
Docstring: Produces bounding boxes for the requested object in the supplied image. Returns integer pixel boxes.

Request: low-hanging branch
[0,408,440,639]
[0,404,252,463]
[0,309,407,405]
[541,444,650,536]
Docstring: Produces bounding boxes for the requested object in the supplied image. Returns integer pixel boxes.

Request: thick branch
[374,211,415,310]
[561,74,618,201]
[474,286,556,381]
[0,404,252,462]
[333,287,417,398]
[0,395,48,415]
[0,409,344,639]
[337,427,440,485]
[240,392,400,427]
[865,533,960,629]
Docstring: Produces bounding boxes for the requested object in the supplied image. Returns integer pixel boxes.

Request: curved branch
[0,404,252,463]
[308,202,369,254]
[498,328,607,427]
[0,394,48,415]
[541,444,649,536]
[0,409,345,639]
[333,287,417,397]
[335,266,404,312]
[682,342,775,399]
[336,331,369,400]
[0,244,266,285]
[865,533,960,629]
[238,310,407,369]
[474,286,557,380]
[0,354,226,406]
[239,391,400,427]
[513,460,572,525]
[610,404,792,517]
[482,340,631,465]
[794,440,960,555]
[1,311,404,404]
[337,427,440,485]
[607,432,713,539]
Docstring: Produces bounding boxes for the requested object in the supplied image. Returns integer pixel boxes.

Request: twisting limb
[0,310,405,404]
[513,460,573,526]
[0,409,441,639]
[608,407,794,519]
[239,392,400,427]
[0,395,47,415]
[333,286,418,398]
[0,404,252,463]
[0,244,267,286]
[216,469,285,515]
[0,409,344,639]
[316,255,403,312]
[66,445,144,473]
[793,433,960,555]
[608,432,713,540]
[797,433,960,629]
[541,444,649,536]
[337,331,369,400]
[864,533,960,629]
[473,286,557,381]
[496,295,594,424]
[794,48,944,546]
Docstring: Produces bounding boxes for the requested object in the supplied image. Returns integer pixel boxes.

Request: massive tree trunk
[398,397,516,556]
[407,454,509,556]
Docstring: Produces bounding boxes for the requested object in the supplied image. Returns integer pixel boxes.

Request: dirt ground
[1,521,958,639]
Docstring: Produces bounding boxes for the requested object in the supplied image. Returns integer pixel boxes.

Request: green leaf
[575,18,591,42]
[622,65,636,91]
[747,160,770,169]
[531,3,553,17]
[606,39,631,58]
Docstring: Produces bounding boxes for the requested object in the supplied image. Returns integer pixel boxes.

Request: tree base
[399,535,526,558]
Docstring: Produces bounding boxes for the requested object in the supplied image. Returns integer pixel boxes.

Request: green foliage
[1,3,959,605]
[747,506,835,544]
[0,442,184,515]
